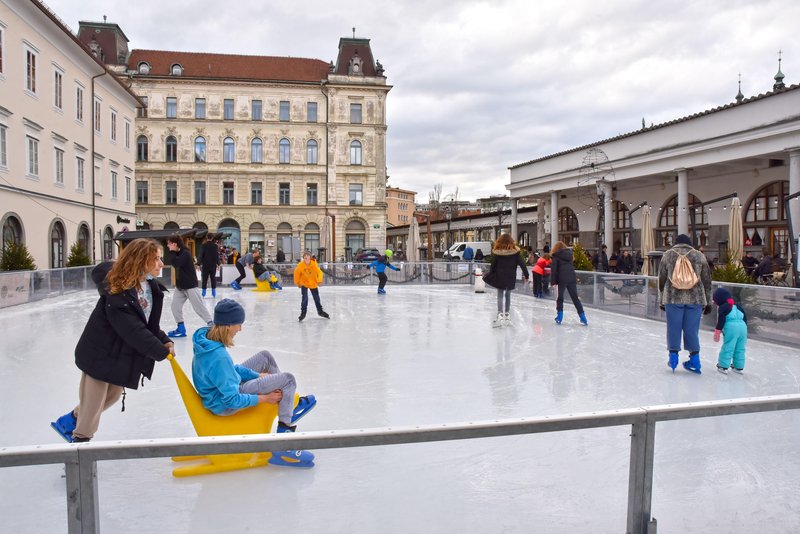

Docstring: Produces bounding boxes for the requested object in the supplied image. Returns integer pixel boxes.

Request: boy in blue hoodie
[712,287,748,374]
[192,299,317,467]
[369,249,401,294]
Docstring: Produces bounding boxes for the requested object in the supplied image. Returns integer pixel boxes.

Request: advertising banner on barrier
[0,271,31,308]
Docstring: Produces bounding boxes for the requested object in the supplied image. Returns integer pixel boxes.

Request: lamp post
[296,225,303,258]
[445,209,452,256]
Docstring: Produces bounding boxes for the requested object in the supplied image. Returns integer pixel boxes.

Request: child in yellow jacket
[293,252,329,321]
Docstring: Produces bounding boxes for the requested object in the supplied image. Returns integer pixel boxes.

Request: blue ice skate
[50,410,77,443]
[291,395,317,424]
[683,353,702,374]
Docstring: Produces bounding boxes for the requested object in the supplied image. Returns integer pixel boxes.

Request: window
[194,181,206,204]
[350,140,362,165]
[349,183,363,205]
[26,136,39,176]
[110,111,116,142]
[171,64,183,76]
[224,99,234,120]
[279,183,290,205]
[306,139,318,164]
[657,194,707,248]
[110,171,117,199]
[165,181,177,205]
[103,227,114,260]
[51,221,65,268]
[306,183,318,205]
[222,182,234,205]
[26,49,37,93]
[165,136,177,162]
[251,138,262,163]
[77,224,90,255]
[2,215,22,247]
[54,148,64,184]
[307,102,317,122]
[76,157,84,190]
[0,27,4,75]
[166,97,177,119]
[251,182,262,205]
[93,99,101,132]
[251,100,262,120]
[136,180,148,204]
[304,223,320,255]
[194,136,206,162]
[279,138,290,164]
[76,85,84,122]
[137,62,150,75]
[136,135,148,161]
[345,220,366,252]
[137,96,148,118]
[195,98,205,119]
[350,103,362,124]
[53,69,63,109]
[223,137,234,162]
[125,176,131,202]
[125,121,130,149]
[0,124,6,168]
[279,100,289,121]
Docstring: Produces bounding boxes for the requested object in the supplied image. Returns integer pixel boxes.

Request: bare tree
[429,183,443,219]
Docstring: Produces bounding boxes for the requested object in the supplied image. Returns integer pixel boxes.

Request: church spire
[735,73,744,103]
[773,50,785,91]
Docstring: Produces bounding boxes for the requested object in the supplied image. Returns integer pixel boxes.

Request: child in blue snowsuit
[369,250,400,294]
[712,287,747,374]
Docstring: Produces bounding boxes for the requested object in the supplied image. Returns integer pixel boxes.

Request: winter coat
[171,247,199,290]
[463,246,474,261]
[200,242,220,270]
[237,252,255,267]
[474,249,485,261]
[369,257,400,274]
[532,256,550,276]
[617,254,634,274]
[550,248,577,286]
[293,260,323,289]
[191,327,259,415]
[74,262,171,389]
[657,243,712,306]
[593,250,609,272]
[489,248,528,290]
[276,250,286,263]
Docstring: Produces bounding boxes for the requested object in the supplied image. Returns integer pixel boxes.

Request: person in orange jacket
[293,251,329,321]
[531,253,551,298]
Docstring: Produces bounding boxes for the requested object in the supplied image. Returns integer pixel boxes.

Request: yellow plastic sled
[253,275,279,292]
[167,354,297,477]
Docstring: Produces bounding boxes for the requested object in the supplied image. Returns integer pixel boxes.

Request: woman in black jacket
[488,233,529,327]
[50,239,173,442]
[199,235,220,298]
[550,241,587,325]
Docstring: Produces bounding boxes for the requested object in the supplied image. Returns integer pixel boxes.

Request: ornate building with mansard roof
[79,20,390,261]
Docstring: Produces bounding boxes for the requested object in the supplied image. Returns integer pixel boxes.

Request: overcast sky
[45,0,799,202]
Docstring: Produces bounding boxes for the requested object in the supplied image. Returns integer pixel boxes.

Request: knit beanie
[214,299,245,325]
[675,234,692,246]
[385,249,393,258]
[712,287,734,307]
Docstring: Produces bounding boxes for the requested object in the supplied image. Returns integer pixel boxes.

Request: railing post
[626,413,657,534]
[66,453,100,534]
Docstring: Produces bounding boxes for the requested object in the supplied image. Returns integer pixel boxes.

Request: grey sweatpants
[238,350,297,425]
[171,287,212,324]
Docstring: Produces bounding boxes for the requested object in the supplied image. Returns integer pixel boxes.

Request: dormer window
[137,62,150,75]
[348,51,364,76]
[171,64,183,76]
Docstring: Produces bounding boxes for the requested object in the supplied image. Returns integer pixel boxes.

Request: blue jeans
[665,304,703,353]
[300,287,322,313]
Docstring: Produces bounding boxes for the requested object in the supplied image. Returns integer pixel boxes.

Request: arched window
[164,222,180,231]
[103,227,114,260]
[304,222,320,255]
[657,194,707,248]
[597,201,632,250]
[558,207,579,245]
[350,140,362,165]
[50,220,65,268]
[306,139,318,165]
[744,181,790,257]
[2,214,23,248]
[194,136,206,162]
[249,222,265,253]
[137,62,150,75]
[170,64,183,76]
[279,138,290,164]
[218,218,241,252]
[136,135,148,161]
[251,138,263,163]
[77,224,90,255]
[165,136,177,162]
[223,137,235,163]
[345,219,365,253]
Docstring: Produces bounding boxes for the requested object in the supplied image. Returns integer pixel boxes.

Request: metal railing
[1,394,798,533]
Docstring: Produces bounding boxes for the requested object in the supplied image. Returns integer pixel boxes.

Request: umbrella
[640,205,654,276]
[407,217,421,262]
[728,197,743,265]
[321,215,332,261]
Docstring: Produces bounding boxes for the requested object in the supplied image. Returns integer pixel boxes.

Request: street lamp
[445,209,452,254]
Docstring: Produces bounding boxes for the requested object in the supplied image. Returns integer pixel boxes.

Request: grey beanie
[214,299,245,325]
[675,234,692,246]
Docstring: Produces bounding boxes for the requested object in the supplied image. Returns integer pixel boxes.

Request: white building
[0,0,141,268]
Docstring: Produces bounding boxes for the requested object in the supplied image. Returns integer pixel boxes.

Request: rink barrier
[2,394,800,533]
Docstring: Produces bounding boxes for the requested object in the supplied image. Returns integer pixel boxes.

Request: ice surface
[1,285,800,533]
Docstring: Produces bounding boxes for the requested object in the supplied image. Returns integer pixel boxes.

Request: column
[550,191,559,245]
[676,168,689,236]
[510,198,518,241]
[537,199,545,250]
[788,148,800,240]
[599,180,614,248]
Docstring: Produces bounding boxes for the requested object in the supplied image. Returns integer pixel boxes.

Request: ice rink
[2,283,800,533]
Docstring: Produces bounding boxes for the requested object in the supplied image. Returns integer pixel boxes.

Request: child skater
[712,288,748,374]
[192,299,317,467]
[253,256,283,290]
[550,241,588,325]
[489,233,529,327]
[293,251,329,321]
[531,252,551,298]
[369,249,401,294]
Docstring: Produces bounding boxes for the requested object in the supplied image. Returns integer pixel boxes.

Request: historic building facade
[0,1,140,268]
[80,22,391,262]
[385,186,416,226]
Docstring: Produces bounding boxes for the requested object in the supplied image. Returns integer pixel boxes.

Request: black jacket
[200,242,219,270]
[593,250,609,272]
[490,248,529,290]
[617,254,634,274]
[550,248,577,286]
[171,247,199,289]
[74,263,171,389]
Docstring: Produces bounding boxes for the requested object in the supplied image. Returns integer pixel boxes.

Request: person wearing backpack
[658,234,712,374]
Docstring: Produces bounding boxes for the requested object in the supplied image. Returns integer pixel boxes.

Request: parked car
[355,248,383,262]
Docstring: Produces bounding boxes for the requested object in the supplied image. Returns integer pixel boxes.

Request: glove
[713,329,721,343]
[659,304,665,311]
[704,305,712,315]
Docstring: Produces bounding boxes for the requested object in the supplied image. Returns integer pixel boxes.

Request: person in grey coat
[658,234,713,373]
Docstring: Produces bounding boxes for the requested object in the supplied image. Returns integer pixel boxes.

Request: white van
[444,241,493,260]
